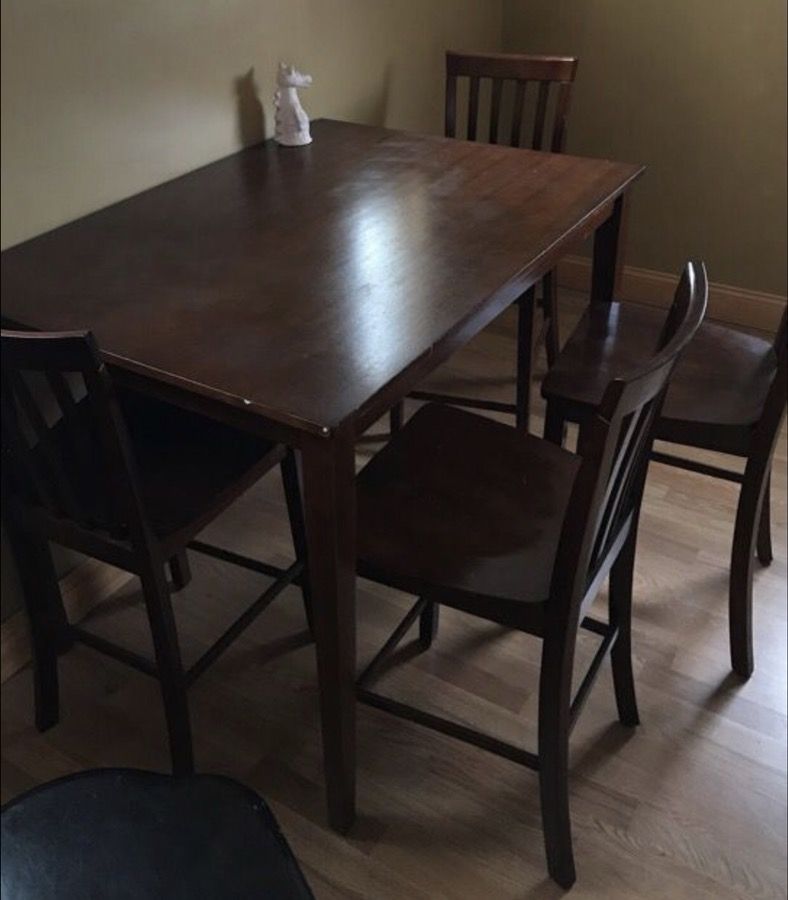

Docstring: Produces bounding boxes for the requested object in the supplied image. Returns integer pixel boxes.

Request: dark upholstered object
[1,769,314,900]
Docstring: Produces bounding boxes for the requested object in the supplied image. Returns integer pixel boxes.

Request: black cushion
[1,769,314,900]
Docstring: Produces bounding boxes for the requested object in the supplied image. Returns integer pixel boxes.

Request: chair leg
[390,401,404,434]
[281,450,314,636]
[543,402,566,447]
[418,601,440,650]
[6,526,65,732]
[609,529,640,727]
[541,271,560,369]
[729,466,769,679]
[169,551,192,591]
[515,288,535,432]
[139,561,193,774]
[756,472,773,566]
[538,635,576,889]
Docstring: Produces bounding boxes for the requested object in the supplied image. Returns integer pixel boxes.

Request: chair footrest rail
[355,600,619,771]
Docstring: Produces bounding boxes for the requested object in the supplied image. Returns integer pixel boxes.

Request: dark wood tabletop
[1,119,642,437]
[1,119,644,833]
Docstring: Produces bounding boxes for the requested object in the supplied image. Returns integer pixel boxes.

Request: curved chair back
[550,261,709,625]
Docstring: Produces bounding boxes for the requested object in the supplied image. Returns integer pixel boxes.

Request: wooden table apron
[1,120,643,832]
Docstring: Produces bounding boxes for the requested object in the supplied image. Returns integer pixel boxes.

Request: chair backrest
[768,305,787,407]
[774,306,787,356]
[1,330,150,546]
[749,304,788,472]
[445,51,578,150]
[550,262,708,625]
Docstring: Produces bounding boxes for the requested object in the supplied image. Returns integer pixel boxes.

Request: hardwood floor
[2,291,786,899]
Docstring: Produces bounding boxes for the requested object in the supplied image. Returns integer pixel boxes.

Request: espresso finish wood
[399,53,581,434]
[542,297,787,678]
[444,51,578,150]
[299,422,358,834]
[1,119,642,831]
[1,329,310,774]
[590,196,626,306]
[0,121,638,438]
[3,287,786,900]
[355,263,707,886]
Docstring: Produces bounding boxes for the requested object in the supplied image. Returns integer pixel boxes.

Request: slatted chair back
[1,330,152,549]
[445,51,578,151]
[550,262,708,624]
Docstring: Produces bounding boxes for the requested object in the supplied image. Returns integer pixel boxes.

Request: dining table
[1,118,644,832]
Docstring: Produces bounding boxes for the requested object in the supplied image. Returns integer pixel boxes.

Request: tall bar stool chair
[542,289,786,677]
[1,329,312,773]
[385,50,579,436]
[355,263,707,886]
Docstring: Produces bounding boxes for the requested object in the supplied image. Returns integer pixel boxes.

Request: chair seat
[357,404,581,630]
[0,769,314,900]
[120,389,284,541]
[42,389,282,546]
[541,302,777,453]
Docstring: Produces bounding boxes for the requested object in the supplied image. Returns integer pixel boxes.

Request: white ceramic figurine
[274,63,313,146]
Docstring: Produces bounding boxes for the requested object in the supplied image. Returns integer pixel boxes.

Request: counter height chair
[1,329,312,774]
[541,289,787,677]
[384,51,579,437]
[356,263,707,886]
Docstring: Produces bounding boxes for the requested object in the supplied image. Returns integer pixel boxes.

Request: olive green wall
[1,0,501,250]
[0,0,502,621]
[502,0,788,296]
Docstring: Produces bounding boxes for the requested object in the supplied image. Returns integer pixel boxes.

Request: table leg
[515,287,536,431]
[590,196,626,305]
[299,425,357,832]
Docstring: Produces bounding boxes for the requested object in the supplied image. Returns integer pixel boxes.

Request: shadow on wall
[355,62,392,128]
[234,68,266,146]
[234,62,392,145]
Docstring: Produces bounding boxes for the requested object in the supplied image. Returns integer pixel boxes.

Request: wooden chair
[1,769,315,899]
[1,329,312,773]
[541,290,787,678]
[355,263,707,886]
[389,51,579,435]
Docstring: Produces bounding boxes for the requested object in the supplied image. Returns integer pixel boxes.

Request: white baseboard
[1,559,132,683]
[557,255,787,333]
